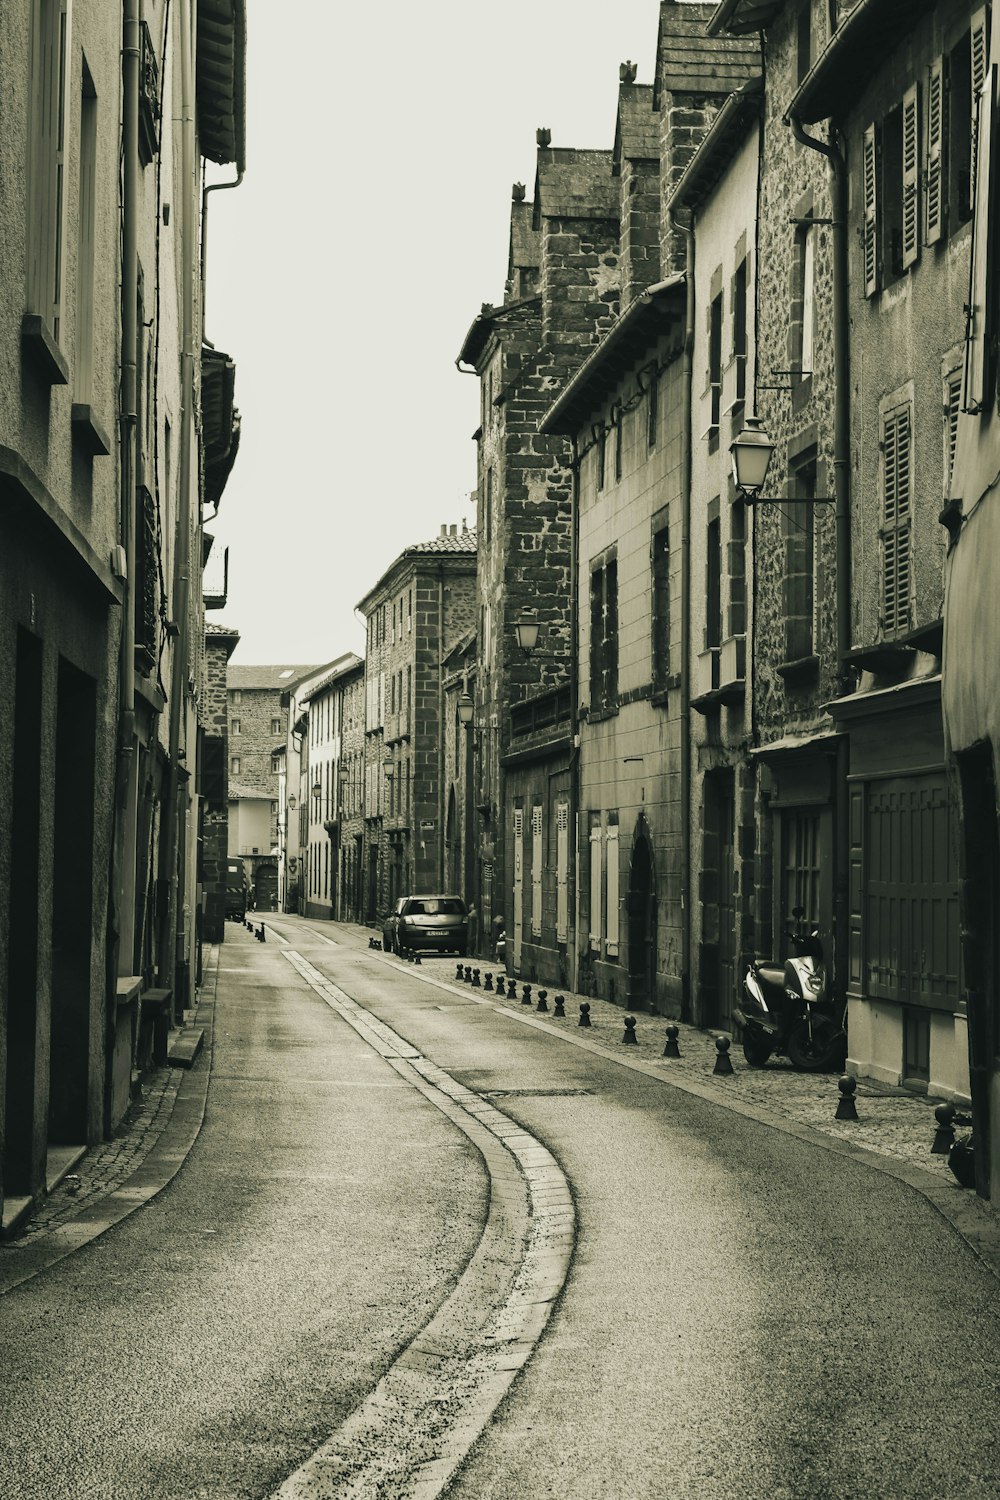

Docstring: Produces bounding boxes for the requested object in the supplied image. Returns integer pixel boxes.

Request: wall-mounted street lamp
[730,414,834,506]
[513,614,570,658]
[457,690,474,726]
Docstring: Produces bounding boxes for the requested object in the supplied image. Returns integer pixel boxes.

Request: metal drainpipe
[569,433,581,995]
[157,1,196,1002]
[788,113,852,1004]
[670,206,695,1024]
[107,0,140,1078]
[438,565,446,890]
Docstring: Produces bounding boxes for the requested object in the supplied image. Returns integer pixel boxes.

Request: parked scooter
[735,907,847,1071]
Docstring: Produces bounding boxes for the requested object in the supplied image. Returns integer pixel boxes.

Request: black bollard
[456,963,464,982]
[554,995,566,1017]
[536,989,549,1012]
[507,978,518,999]
[259,924,266,943]
[713,1036,734,1076]
[464,966,473,984]
[578,1002,592,1028]
[484,973,494,991]
[835,1074,859,1121]
[521,984,533,1006]
[663,1025,681,1058]
[622,1015,638,1045]
[931,1103,957,1154]
[472,968,481,988]
[414,954,421,965]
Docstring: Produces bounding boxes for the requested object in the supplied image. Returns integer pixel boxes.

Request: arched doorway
[627,823,657,1011]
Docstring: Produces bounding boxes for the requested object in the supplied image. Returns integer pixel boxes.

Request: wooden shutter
[606,824,620,958]
[882,405,912,635]
[556,802,569,943]
[901,83,920,269]
[945,370,963,491]
[589,823,602,952]
[513,807,524,971]
[925,58,944,245]
[589,568,603,708]
[606,559,618,703]
[531,804,543,937]
[863,124,879,297]
[972,8,989,102]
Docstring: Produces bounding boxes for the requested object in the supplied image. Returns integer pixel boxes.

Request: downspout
[670,205,695,1024]
[438,565,446,890]
[788,113,851,1002]
[157,0,196,1005]
[569,433,581,995]
[106,0,140,1119]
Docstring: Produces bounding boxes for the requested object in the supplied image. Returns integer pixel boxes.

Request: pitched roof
[407,530,478,555]
[356,529,478,614]
[298,653,366,706]
[227,663,322,691]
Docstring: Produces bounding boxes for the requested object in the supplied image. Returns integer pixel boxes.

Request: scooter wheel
[742,1034,773,1068]
[788,1015,842,1072]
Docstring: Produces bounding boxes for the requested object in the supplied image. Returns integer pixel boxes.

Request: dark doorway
[627,830,656,1010]
[254,862,278,913]
[446,786,459,892]
[4,630,44,1196]
[367,844,378,922]
[955,744,999,1198]
[49,658,97,1147]
[702,770,736,1028]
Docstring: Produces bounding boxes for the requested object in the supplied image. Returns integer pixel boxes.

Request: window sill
[650,675,681,706]
[586,705,620,724]
[71,403,112,457]
[777,653,819,686]
[21,314,69,386]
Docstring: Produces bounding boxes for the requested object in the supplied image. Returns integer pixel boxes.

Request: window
[732,256,748,404]
[556,802,569,942]
[231,755,241,775]
[651,519,670,690]
[597,427,606,490]
[606,822,620,959]
[232,688,241,705]
[728,499,747,638]
[783,810,821,926]
[271,750,281,772]
[882,403,912,636]
[531,804,543,937]
[75,62,97,401]
[706,512,722,650]
[797,226,816,374]
[271,800,278,815]
[784,457,816,663]
[589,820,603,953]
[647,368,659,448]
[796,1,813,86]
[28,0,70,342]
[485,467,493,544]
[589,555,618,712]
[708,289,723,434]
[271,717,281,735]
[614,410,623,482]
[231,718,241,735]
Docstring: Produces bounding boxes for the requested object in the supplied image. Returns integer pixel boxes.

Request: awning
[201,347,240,511]
[197,0,246,172]
[748,728,842,756]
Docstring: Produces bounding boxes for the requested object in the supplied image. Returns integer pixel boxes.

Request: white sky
[208,0,663,665]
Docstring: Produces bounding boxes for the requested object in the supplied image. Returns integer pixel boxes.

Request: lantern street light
[457,690,474,726]
[729,414,775,502]
[513,614,570,658]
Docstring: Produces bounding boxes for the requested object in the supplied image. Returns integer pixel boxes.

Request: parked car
[382,895,468,956]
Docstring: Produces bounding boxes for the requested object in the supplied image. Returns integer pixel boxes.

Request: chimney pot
[440,525,447,538]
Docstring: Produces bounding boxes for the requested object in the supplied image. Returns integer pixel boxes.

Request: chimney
[440,525,447,538]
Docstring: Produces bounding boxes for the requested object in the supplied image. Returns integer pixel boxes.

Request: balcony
[691,636,745,715]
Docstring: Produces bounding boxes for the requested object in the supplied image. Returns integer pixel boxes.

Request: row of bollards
[244,919,266,943]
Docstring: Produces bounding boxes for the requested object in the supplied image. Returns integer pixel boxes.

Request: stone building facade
[0,0,245,1233]
[201,624,240,943]
[356,528,477,923]
[296,655,364,921]
[227,663,318,911]
[785,0,983,1103]
[943,0,1000,1198]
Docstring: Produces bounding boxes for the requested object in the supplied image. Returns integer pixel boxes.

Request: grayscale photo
[1,0,999,1495]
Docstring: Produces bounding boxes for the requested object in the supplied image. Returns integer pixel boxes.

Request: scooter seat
[754,963,785,989]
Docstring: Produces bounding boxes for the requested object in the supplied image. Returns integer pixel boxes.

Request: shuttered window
[945,370,962,491]
[863,123,879,297]
[925,58,944,244]
[651,523,670,690]
[606,824,620,959]
[882,404,913,636]
[589,557,619,712]
[589,823,602,952]
[556,803,569,943]
[531,804,543,937]
[28,0,71,340]
[513,807,524,970]
[901,83,920,269]
[966,62,996,413]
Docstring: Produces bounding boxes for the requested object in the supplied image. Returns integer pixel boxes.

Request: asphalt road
[2,916,998,1499]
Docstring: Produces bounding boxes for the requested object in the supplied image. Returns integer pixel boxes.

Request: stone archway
[627,818,657,1011]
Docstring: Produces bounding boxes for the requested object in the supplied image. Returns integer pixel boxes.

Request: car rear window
[406,898,465,916]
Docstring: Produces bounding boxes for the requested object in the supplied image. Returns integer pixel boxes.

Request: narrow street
[1,916,998,1499]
